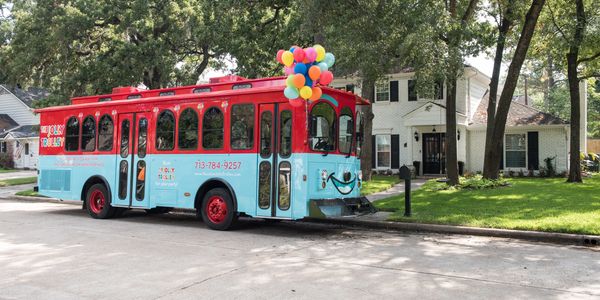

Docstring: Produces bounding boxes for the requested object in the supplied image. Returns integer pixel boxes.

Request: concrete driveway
[0,170,37,180]
[1,198,599,299]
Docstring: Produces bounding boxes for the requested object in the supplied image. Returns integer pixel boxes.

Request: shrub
[544,156,556,177]
[0,153,14,169]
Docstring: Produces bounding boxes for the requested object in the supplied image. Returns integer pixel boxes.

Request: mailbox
[399,165,411,180]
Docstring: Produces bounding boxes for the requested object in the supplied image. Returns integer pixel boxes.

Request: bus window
[202,107,223,149]
[135,160,146,200]
[81,116,96,152]
[65,117,79,151]
[156,110,175,151]
[178,108,198,150]
[231,104,254,150]
[339,107,353,155]
[260,111,272,158]
[138,118,148,158]
[118,160,128,199]
[98,115,114,151]
[258,161,271,209]
[280,110,292,157]
[278,161,291,210]
[120,120,130,158]
[355,111,364,156]
[309,102,336,152]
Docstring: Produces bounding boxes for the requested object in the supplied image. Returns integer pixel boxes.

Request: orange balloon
[292,74,306,89]
[308,66,321,81]
[309,87,322,101]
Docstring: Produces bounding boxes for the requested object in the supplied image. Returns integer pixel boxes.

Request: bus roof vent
[112,86,140,94]
[209,75,247,84]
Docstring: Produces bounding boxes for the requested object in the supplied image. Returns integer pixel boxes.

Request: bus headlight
[358,170,363,181]
[321,170,328,180]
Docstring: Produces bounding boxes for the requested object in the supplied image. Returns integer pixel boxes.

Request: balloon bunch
[276,45,335,103]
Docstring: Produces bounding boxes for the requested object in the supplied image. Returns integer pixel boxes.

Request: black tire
[86,183,117,219]
[199,188,238,230]
[145,207,173,214]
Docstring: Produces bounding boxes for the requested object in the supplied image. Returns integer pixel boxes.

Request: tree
[482,0,546,179]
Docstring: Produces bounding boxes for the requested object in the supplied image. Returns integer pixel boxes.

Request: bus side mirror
[309,116,318,137]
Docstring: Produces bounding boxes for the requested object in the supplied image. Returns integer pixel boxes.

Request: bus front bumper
[308,197,377,218]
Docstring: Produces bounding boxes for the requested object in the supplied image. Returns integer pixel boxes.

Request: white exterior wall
[467,126,569,173]
[0,87,39,125]
[3,137,39,169]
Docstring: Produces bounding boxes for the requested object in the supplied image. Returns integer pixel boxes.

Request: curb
[3,196,599,247]
[307,217,600,247]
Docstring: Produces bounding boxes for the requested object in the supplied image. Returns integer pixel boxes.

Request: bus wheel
[200,188,237,230]
[86,183,116,219]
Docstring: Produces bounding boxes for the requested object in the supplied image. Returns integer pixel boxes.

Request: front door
[256,103,293,218]
[113,113,150,208]
[422,133,446,174]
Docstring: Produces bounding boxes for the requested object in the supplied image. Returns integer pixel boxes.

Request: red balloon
[293,48,306,62]
[289,98,304,108]
[276,49,285,64]
[319,70,334,85]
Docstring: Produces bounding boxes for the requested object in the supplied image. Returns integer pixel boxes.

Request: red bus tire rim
[89,189,105,214]
[206,196,227,224]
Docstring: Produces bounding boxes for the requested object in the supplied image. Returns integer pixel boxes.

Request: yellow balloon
[299,86,313,100]
[282,51,294,67]
[314,45,326,62]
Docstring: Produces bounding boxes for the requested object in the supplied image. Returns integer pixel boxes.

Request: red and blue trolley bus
[35,75,373,230]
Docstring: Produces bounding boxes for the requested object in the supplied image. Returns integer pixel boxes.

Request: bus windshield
[309,102,336,152]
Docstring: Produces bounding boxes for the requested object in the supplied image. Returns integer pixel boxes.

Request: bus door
[113,112,151,208]
[256,103,293,219]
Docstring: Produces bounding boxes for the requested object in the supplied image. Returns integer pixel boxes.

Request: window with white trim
[375,81,389,102]
[376,135,391,168]
[505,134,526,168]
[0,141,6,153]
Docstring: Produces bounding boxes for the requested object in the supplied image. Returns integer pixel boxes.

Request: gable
[0,85,39,126]
[403,101,467,126]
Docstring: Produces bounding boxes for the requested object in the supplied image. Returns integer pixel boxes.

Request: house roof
[0,84,49,108]
[471,92,568,126]
[0,114,19,132]
[0,125,39,139]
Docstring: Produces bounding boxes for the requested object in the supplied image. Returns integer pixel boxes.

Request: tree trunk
[482,0,545,179]
[483,1,514,178]
[361,80,375,181]
[566,0,585,183]
[446,74,459,185]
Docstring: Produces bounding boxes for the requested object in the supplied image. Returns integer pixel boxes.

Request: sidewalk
[366,178,428,202]
[0,170,37,180]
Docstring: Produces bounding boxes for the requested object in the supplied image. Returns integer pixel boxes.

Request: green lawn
[15,189,43,197]
[0,169,16,173]
[361,175,401,195]
[375,174,600,235]
[0,177,37,187]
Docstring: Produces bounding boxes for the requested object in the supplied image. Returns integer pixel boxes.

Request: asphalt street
[1,198,599,299]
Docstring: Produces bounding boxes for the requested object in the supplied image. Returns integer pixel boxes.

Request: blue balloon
[294,63,307,75]
[305,77,313,87]
[290,47,296,53]
[284,86,299,99]
[318,62,329,72]
[324,53,335,67]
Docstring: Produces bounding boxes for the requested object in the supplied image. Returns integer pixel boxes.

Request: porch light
[457,129,461,141]
[414,131,419,142]
[432,125,436,132]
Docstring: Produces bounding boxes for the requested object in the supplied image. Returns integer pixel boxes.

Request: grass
[0,168,16,173]
[374,174,600,235]
[361,175,401,195]
[15,189,43,197]
[0,176,37,187]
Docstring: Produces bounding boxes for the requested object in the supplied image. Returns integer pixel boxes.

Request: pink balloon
[284,66,294,75]
[293,48,305,62]
[305,48,317,62]
[319,70,334,85]
[289,98,304,108]
[276,49,285,64]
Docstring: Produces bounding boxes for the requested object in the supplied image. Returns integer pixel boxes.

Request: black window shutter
[391,134,400,168]
[390,81,399,102]
[346,84,355,94]
[499,140,504,170]
[371,135,376,168]
[527,131,539,170]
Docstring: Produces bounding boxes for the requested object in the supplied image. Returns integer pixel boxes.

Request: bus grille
[40,170,71,191]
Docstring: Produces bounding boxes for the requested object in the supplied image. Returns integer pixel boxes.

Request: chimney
[580,80,588,153]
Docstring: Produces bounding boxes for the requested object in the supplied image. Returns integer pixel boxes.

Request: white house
[333,67,583,175]
[0,84,46,169]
